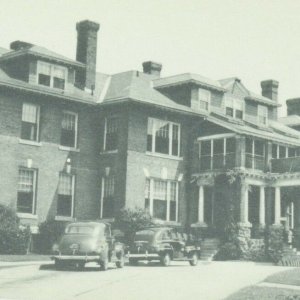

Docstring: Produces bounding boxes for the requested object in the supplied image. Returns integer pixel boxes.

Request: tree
[114,207,155,244]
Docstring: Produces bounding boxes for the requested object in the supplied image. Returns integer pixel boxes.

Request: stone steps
[200,238,220,261]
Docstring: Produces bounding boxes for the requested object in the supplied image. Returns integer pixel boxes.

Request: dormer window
[225,96,244,120]
[258,105,268,125]
[191,88,211,111]
[37,61,66,90]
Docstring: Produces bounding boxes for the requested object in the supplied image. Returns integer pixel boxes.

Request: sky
[0,0,300,116]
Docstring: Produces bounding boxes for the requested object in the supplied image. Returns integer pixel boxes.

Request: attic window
[37,61,66,90]
[258,105,268,125]
[225,96,244,120]
[191,88,210,111]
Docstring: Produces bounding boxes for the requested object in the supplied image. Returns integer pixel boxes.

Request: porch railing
[271,157,300,173]
[245,154,265,171]
[199,153,235,171]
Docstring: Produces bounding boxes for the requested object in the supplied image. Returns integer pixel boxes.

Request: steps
[278,245,300,266]
[200,238,220,261]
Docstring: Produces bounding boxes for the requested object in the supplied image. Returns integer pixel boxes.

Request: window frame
[103,116,119,152]
[56,172,75,218]
[36,61,67,90]
[17,167,37,215]
[245,138,265,170]
[257,105,268,125]
[147,118,181,157]
[21,103,40,142]
[144,178,179,222]
[100,175,115,219]
[60,110,78,149]
[224,95,244,120]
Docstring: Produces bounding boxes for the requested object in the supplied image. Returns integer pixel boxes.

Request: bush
[36,220,68,254]
[266,225,285,263]
[0,204,31,254]
[114,207,155,244]
[214,242,241,261]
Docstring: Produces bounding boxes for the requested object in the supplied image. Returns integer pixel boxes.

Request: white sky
[0,0,300,116]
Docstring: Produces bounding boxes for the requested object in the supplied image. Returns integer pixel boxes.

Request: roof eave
[245,96,281,107]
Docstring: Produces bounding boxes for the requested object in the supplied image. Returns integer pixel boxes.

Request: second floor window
[60,111,78,148]
[37,61,66,90]
[225,96,244,120]
[245,138,265,170]
[101,176,115,219]
[104,117,118,151]
[21,103,40,141]
[57,173,74,217]
[258,105,268,125]
[17,168,37,214]
[147,118,181,157]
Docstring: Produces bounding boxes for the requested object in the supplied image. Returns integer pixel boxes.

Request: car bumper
[128,252,160,259]
[51,255,100,262]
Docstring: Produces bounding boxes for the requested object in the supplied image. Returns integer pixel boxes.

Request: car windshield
[65,225,104,236]
[134,230,156,242]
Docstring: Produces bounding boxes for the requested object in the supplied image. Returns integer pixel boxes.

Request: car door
[169,229,184,259]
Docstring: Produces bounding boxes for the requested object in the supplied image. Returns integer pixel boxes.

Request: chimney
[76,20,100,91]
[261,79,279,120]
[142,61,162,78]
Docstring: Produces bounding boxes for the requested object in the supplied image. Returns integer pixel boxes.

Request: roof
[153,73,226,92]
[0,44,85,68]
[279,115,300,127]
[0,47,9,56]
[219,77,280,107]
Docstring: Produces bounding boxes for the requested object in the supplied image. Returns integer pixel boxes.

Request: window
[104,117,118,151]
[101,176,115,218]
[21,103,40,141]
[199,135,236,170]
[17,168,36,214]
[144,178,178,222]
[245,138,265,170]
[147,118,181,157]
[271,144,295,159]
[191,88,211,111]
[225,96,244,120]
[258,105,268,125]
[37,61,66,90]
[57,173,74,217]
[60,111,78,148]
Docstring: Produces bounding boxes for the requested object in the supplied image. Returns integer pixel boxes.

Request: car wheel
[100,257,108,271]
[128,258,139,266]
[116,253,125,268]
[160,253,171,267]
[189,253,198,266]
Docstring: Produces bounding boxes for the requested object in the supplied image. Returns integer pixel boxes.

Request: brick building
[1,20,300,247]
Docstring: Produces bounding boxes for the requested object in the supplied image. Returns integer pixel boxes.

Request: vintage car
[127,227,201,266]
[51,221,125,271]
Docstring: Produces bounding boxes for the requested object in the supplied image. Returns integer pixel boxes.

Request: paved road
[0,261,291,300]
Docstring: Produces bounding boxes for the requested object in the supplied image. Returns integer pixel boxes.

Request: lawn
[265,268,300,286]
[226,285,300,300]
[0,254,51,262]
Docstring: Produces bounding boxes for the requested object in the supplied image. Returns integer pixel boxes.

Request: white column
[240,184,249,224]
[274,187,281,225]
[259,186,265,225]
[198,185,204,223]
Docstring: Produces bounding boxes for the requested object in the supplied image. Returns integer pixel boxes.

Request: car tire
[160,253,171,267]
[100,257,108,271]
[116,253,125,268]
[128,258,139,266]
[189,253,198,266]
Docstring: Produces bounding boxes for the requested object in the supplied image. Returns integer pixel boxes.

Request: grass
[0,254,51,262]
[265,268,300,286]
[226,286,300,300]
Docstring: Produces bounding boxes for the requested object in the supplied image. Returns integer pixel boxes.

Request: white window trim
[56,173,75,218]
[148,118,181,157]
[61,110,78,149]
[17,168,37,215]
[36,61,67,89]
[103,117,118,152]
[246,139,265,169]
[146,178,179,222]
[22,103,40,142]
[224,96,245,120]
[198,88,211,112]
[100,176,115,219]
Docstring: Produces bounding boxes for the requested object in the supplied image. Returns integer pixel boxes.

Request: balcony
[245,154,265,171]
[199,153,235,171]
[271,157,300,173]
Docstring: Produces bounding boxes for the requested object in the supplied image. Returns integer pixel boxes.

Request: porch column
[198,185,204,223]
[240,183,249,224]
[259,186,265,226]
[274,187,281,225]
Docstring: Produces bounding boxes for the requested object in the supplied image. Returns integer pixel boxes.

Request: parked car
[51,221,125,271]
[127,227,201,266]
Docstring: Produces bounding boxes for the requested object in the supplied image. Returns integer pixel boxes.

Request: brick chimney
[142,61,162,78]
[261,79,279,119]
[76,20,100,91]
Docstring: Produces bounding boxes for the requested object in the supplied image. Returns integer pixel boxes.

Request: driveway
[0,260,291,300]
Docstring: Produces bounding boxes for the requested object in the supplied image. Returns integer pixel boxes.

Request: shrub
[214,242,241,261]
[36,220,68,254]
[0,204,31,254]
[266,225,285,263]
[114,207,155,244]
